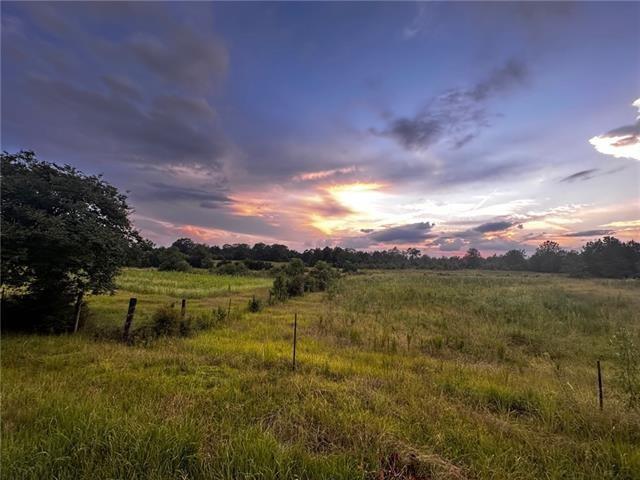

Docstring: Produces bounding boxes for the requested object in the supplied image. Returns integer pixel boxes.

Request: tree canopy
[1,151,138,330]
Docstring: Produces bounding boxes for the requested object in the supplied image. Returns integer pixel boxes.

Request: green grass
[2,269,640,479]
[84,268,272,333]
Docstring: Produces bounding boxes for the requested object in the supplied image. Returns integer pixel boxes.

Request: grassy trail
[2,270,639,479]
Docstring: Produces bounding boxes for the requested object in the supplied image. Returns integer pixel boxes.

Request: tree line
[128,235,640,279]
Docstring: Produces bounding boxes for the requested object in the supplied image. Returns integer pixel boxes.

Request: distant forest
[127,236,640,279]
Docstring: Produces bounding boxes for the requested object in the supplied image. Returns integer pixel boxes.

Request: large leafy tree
[582,236,640,278]
[529,240,565,273]
[1,151,138,330]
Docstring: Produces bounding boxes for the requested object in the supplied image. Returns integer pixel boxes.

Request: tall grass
[2,269,639,479]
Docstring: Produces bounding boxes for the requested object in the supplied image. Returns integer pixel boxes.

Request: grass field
[85,268,273,334]
[2,269,640,479]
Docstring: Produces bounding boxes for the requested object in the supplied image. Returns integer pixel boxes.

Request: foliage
[560,251,588,277]
[463,248,483,268]
[529,241,565,273]
[305,261,339,292]
[270,259,339,302]
[247,295,263,313]
[151,304,187,337]
[271,274,288,302]
[243,259,273,271]
[611,327,640,408]
[582,236,640,278]
[124,229,639,279]
[213,260,249,276]
[1,151,137,330]
[502,249,528,270]
[157,247,192,272]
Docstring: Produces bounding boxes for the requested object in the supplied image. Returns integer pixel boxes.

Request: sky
[2,1,639,255]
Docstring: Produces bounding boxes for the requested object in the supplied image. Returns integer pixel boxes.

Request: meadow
[2,268,639,479]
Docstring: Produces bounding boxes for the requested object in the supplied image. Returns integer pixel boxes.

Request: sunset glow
[1,2,637,254]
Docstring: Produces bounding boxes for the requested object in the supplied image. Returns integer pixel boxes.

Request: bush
[286,274,305,297]
[243,259,273,271]
[213,261,249,276]
[152,304,190,337]
[272,274,288,302]
[157,248,191,272]
[306,261,338,292]
[247,295,263,313]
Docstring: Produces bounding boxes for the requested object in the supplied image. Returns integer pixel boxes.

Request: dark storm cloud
[137,182,232,207]
[562,230,614,237]
[18,75,226,167]
[372,59,528,150]
[2,2,229,169]
[474,221,515,233]
[369,222,435,243]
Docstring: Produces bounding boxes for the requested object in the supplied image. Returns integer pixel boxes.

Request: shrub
[243,259,273,271]
[286,274,305,297]
[272,274,289,302]
[152,304,190,337]
[157,248,192,272]
[247,295,263,313]
[213,261,249,276]
[214,305,228,323]
[306,260,338,292]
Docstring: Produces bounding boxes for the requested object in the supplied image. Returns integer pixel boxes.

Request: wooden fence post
[597,360,604,411]
[73,290,84,333]
[292,312,298,371]
[181,299,186,318]
[122,297,137,341]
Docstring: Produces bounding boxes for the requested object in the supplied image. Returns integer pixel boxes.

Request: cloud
[473,221,515,233]
[369,222,435,243]
[372,59,528,150]
[589,98,640,161]
[429,218,523,253]
[102,74,142,100]
[136,182,232,209]
[126,27,227,93]
[562,229,614,237]
[2,2,230,171]
[602,220,640,229]
[12,75,227,168]
[559,169,599,183]
[292,166,357,182]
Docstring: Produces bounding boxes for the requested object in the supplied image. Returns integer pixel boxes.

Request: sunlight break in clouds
[589,98,640,161]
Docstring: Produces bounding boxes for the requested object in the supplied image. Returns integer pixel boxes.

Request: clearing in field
[2,269,639,479]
